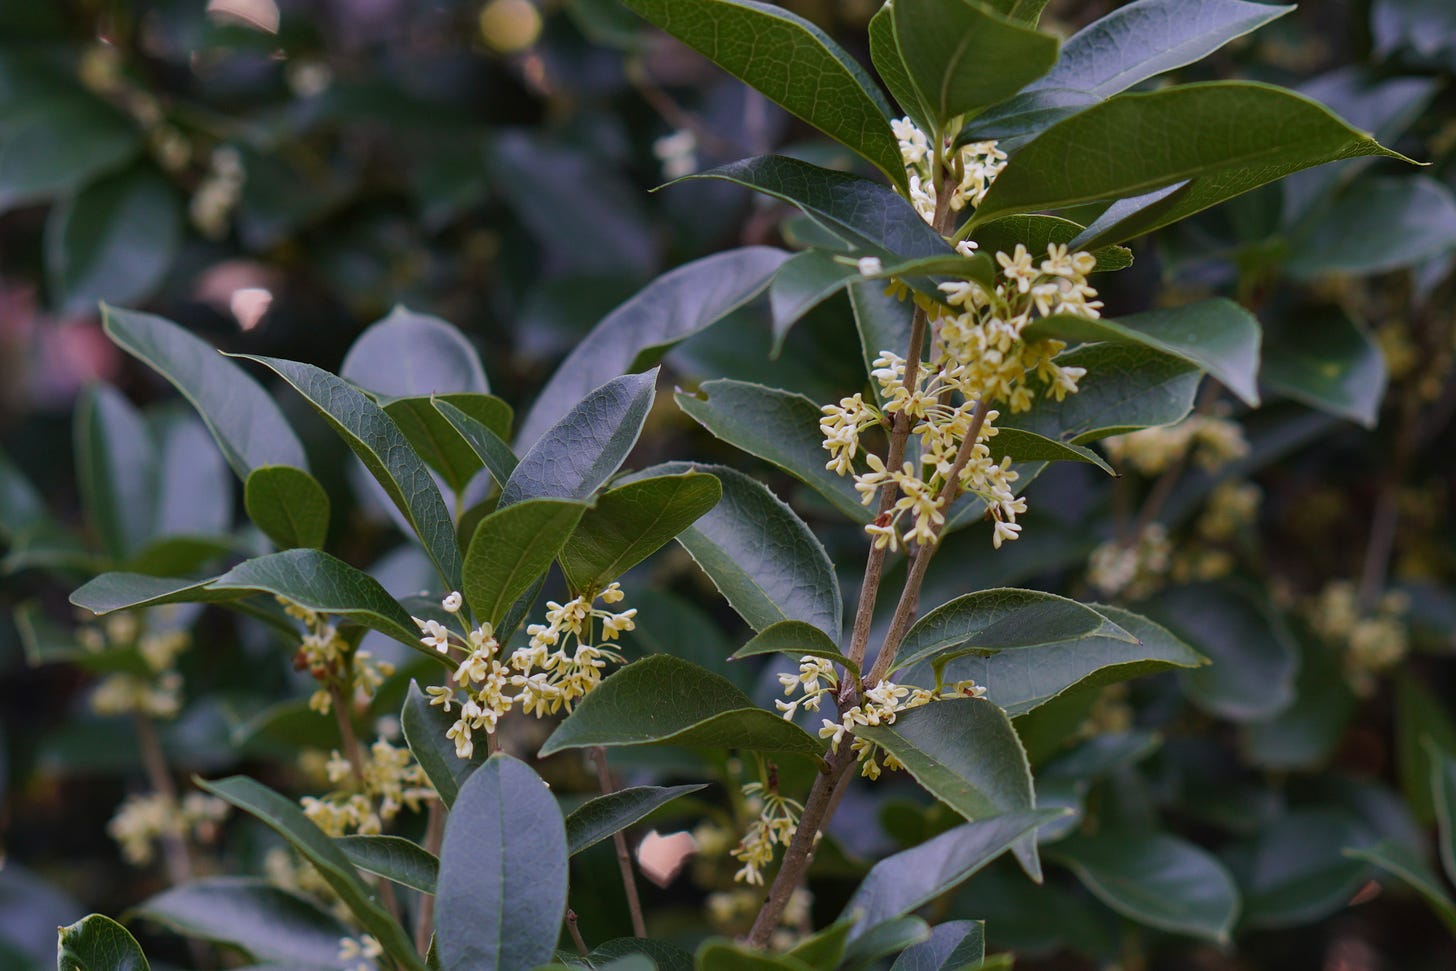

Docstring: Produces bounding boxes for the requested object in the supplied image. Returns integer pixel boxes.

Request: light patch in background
[636,829,696,888]
[230,287,274,331]
[206,0,280,33]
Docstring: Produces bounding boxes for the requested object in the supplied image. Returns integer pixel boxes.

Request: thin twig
[593,747,647,938]
[135,714,210,968]
[413,799,445,953]
[566,909,591,958]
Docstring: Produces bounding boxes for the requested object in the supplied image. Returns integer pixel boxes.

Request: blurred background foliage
[4,0,1456,968]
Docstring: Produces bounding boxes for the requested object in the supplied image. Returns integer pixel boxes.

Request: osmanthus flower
[1101,408,1249,476]
[730,782,804,886]
[106,791,228,866]
[301,737,433,837]
[284,598,396,715]
[80,611,192,720]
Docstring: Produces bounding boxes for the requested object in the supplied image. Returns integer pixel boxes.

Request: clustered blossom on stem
[284,599,395,715]
[415,584,635,760]
[107,791,228,866]
[1307,580,1411,694]
[1100,409,1249,476]
[82,610,191,719]
[892,117,1008,223]
[729,781,805,886]
[301,737,434,837]
[338,934,383,971]
[810,675,986,781]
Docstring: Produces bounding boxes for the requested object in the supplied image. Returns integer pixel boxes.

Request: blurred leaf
[565,784,708,856]
[1346,839,1456,935]
[245,465,330,550]
[1430,741,1456,886]
[235,355,461,588]
[1261,309,1385,428]
[434,398,519,487]
[75,383,156,561]
[340,305,489,398]
[1242,633,1355,770]
[198,776,426,970]
[1396,673,1456,822]
[1287,176,1456,278]
[540,654,824,758]
[0,96,139,209]
[620,0,905,187]
[1051,833,1240,942]
[150,412,231,538]
[45,164,180,314]
[0,448,44,541]
[732,620,857,675]
[132,877,349,965]
[1230,810,1370,928]
[383,393,512,495]
[840,917,930,970]
[56,914,149,971]
[436,754,568,971]
[102,307,309,478]
[1023,298,1261,407]
[1372,0,1456,68]
[502,370,657,508]
[698,940,814,970]
[888,919,984,970]
[336,836,439,894]
[402,681,486,809]
[1031,0,1292,98]
[463,498,587,628]
[676,380,867,523]
[559,473,721,592]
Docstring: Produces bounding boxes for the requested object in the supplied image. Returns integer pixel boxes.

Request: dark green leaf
[402,681,486,809]
[70,573,232,615]
[565,784,708,855]
[149,411,231,539]
[75,383,156,561]
[0,96,139,207]
[340,305,489,398]
[840,916,930,970]
[245,466,330,550]
[619,0,905,186]
[1396,673,1456,823]
[517,248,787,447]
[986,427,1116,475]
[45,163,180,314]
[559,473,721,593]
[234,354,461,588]
[849,281,914,407]
[589,938,695,970]
[1232,810,1369,928]
[888,919,984,971]
[1051,832,1240,942]
[769,249,860,352]
[198,776,426,971]
[676,380,867,523]
[0,448,44,541]
[1429,741,1456,886]
[502,370,657,508]
[463,498,586,629]
[1345,840,1456,936]
[869,4,932,133]
[958,89,1100,148]
[1287,176,1456,278]
[383,394,513,495]
[1032,0,1293,98]
[540,654,824,758]
[1242,633,1355,770]
[697,940,815,971]
[731,620,857,676]
[102,306,309,478]
[132,877,350,965]
[336,835,440,894]
[1024,298,1261,406]
[433,397,520,487]
[785,918,855,970]
[56,914,149,971]
[893,0,1058,127]
[965,214,1133,272]
[436,754,568,971]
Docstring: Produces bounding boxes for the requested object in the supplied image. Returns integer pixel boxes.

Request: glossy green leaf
[433,397,520,487]
[958,89,1100,148]
[132,877,350,965]
[859,699,1041,877]
[869,4,933,133]
[1051,832,1240,942]
[559,473,720,593]
[517,247,787,447]
[619,0,905,186]
[565,783,708,855]
[769,249,859,351]
[463,498,586,628]
[676,380,867,523]
[1002,343,1202,444]
[892,588,1131,673]
[336,835,440,894]
[0,96,139,207]
[540,654,824,758]
[1231,810,1369,928]
[698,940,815,971]
[436,754,568,971]
[339,305,489,398]
[502,370,657,509]
[841,917,930,969]
[235,355,461,587]
[731,620,857,676]
[402,681,487,809]
[986,427,1116,475]
[244,465,330,550]
[893,0,1058,127]
[965,214,1133,272]
[69,572,231,615]
[888,919,984,970]
[632,462,841,635]
[56,914,149,971]
[45,163,180,315]
[198,776,426,971]
[1345,840,1456,936]
[102,306,309,478]
[785,918,855,970]
[849,281,915,407]
[1142,582,1297,722]
[75,383,156,561]
[208,549,421,648]
[841,810,1058,935]
[1032,0,1293,98]
[383,393,512,495]
[1287,176,1456,278]
[972,82,1408,244]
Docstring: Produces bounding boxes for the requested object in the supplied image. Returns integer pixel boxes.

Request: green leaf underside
[501,369,658,508]
[732,620,857,676]
[1261,310,1385,428]
[198,776,427,971]
[245,465,330,549]
[70,572,233,615]
[540,654,824,757]
[102,307,308,477]
[1051,832,1241,942]
[463,498,587,629]
[402,681,487,809]
[336,835,440,894]
[1022,298,1262,406]
[1288,176,1456,278]
[559,473,721,593]
[972,82,1408,245]
[959,89,1100,147]
[383,393,512,494]
[677,380,868,523]
[986,427,1116,475]
[433,397,520,487]
[565,783,709,855]
[234,354,461,589]
[517,247,788,447]
[339,305,489,400]
[630,462,842,635]
[57,914,150,971]
[620,0,906,187]
[436,754,569,971]
[888,920,985,971]
[892,588,1133,673]
[76,383,156,561]
[131,877,349,965]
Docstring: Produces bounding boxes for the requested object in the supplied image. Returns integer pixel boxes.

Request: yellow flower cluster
[1308,580,1411,695]
[811,676,986,781]
[418,585,634,760]
[892,117,1008,223]
[106,791,228,866]
[82,611,191,720]
[284,600,395,715]
[338,935,384,971]
[1101,411,1248,476]
[730,781,805,886]
[301,738,433,837]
